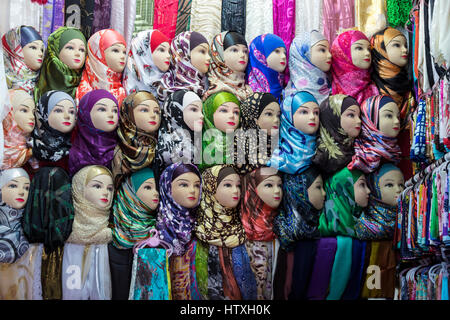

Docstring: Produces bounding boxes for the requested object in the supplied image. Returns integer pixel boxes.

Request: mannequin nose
[393,116,400,126]
[18,188,25,196]
[199,114,204,120]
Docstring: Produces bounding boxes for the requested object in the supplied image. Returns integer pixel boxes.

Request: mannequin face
[1,176,30,209]
[84,174,114,208]
[307,175,326,210]
[353,175,371,208]
[132,99,161,133]
[340,105,361,138]
[215,173,241,208]
[136,177,159,210]
[351,39,371,69]
[378,170,405,207]
[223,44,249,73]
[213,102,240,133]
[47,99,77,133]
[90,98,119,132]
[266,47,287,72]
[293,101,320,134]
[386,35,408,67]
[378,102,400,137]
[171,172,201,209]
[12,96,35,133]
[190,43,211,74]
[256,175,282,209]
[183,100,204,132]
[104,43,127,73]
[22,40,45,71]
[257,102,281,136]
[152,42,171,72]
[59,39,86,70]
[310,40,332,72]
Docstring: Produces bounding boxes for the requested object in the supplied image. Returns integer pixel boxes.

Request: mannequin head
[371,164,404,207]
[222,31,248,73]
[307,174,326,210]
[47,96,77,133]
[0,169,30,209]
[215,168,241,209]
[104,43,127,73]
[213,101,240,132]
[171,171,201,209]
[257,101,281,136]
[190,32,210,74]
[10,89,35,133]
[310,39,332,72]
[267,47,287,72]
[22,40,45,71]
[152,42,171,72]
[353,174,371,207]
[132,98,161,133]
[340,97,361,138]
[378,97,400,137]
[182,91,204,132]
[90,97,119,132]
[131,168,159,210]
[84,172,114,209]
[256,174,282,209]
[59,35,86,70]
[291,92,320,134]
[351,39,371,69]
[385,34,408,68]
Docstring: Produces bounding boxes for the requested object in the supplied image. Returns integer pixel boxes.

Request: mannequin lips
[100,198,108,203]
[401,55,408,59]
[355,126,361,131]
[364,58,370,62]
[393,126,399,131]
[187,196,196,201]
[107,120,115,125]
[232,196,239,201]
[37,58,42,63]
[74,58,81,64]
[119,62,125,65]
[273,196,281,201]
[272,125,279,129]
[15,198,25,202]
[308,122,316,127]
[164,61,170,65]
[280,61,286,65]
[28,122,35,126]
[62,121,71,126]
[326,60,331,64]
[227,121,236,126]
[152,199,159,203]
[238,60,246,64]
[149,121,157,125]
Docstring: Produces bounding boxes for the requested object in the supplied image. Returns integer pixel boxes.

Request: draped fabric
[189,0,222,45]
[153,0,179,40]
[3,1,42,36]
[326,235,353,300]
[322,0,355,45]
[175,0,192,36]
[110,0,136,49]
[221,0,246,36]
[64,0,95,40]
[245,240,274,300]
[42,1,54,46]
[231,244,258,300]
[0,52,11,167]
[355,0,387,39]
[295,0,323,35]
[207,244,225,299]
[430,0,450,68]
[386,0,413,27]
[245,0,274,44]
[92,0,112,34]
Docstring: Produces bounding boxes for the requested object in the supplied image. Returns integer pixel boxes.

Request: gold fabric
[41,246,64,300]
[355,0,387,38]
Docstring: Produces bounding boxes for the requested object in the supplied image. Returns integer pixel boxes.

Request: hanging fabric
[295,0,323,35]
[92,0,112,34]
[153,0,179,40]
[355,0,387,39]
[175,0,192,36]
[189,0,222,44]
[322,0,355,45]
[221,0,246,36]
[245,0,274,44]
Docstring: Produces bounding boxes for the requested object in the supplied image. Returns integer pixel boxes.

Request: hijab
[195,165,246,248]
[312,94,359,175]
[284,31,331,105]
[156,163,202,256]
[268,91,317,175]
[123,29,170,97]
[246,34,286,100]
[67,165,113,245]
[330,30,379,105]
[273,167,321,251]
[34,27,87,102]
[156,31,208,102]
[32,90,75,162]
[0,168,30,263]
[68,89,118,177]
[76,29,127,106]
[2,26,43,94]
[204,31,253,101]
[347,95,401,173]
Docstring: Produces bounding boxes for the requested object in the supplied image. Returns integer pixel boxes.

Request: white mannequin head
[10,89,36,133]
[171,172,201,209]
[256,174,282,209]
[310,40,332,72]
[378,100,400,137]
[351,39,371,69]
[267,47,287,72]
[257,101,281,136]
[385,34,408,67]
[152,42,171,72]
[190,43,210,74]
[48,99,77,133]
[293,101,320,134]
[213,101,240,132]
[307,174,326,210]
[59,38,86,70]
[354,174,371,207]
[340,103,361,138]
[132,99,161,133]
[136,177,159,210]
[376,167,405,207]
[104,43,127,73]
[90,98,119,132]
[215,172,241,208]
[22,40,45,71]
[84,173,114,208]
[0,171,30,209]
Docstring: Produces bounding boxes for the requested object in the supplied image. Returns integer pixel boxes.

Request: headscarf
[347,95,401,174]
[0,168,30,263]
[2,26,43,94]
[112,167,157,249]
[156,89,202,171]
[330,30,379,105]
[268,91,317,175]
[156,31,208,102]
[273,167,321,251]
[283,31,331,105]
[111,91,158,188]
[67,165,113,245]
[76,29,127,106]
[22,166,74,253]
[312,94,359,175]
[246,34,286,100]
[318,167,365,237]
[32,90,75,162]
[355,163,401,240]
[68,89,118,177]
[241,167,281,241]
[123,29,170,97]
[204,31,253,101]
[156,163,202,256]
[34,27,87,102]
[195,165,246,248]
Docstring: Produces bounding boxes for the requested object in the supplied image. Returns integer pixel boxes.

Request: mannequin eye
[264,112,273,117]
[243,49,248,54]
[219,108,228,113]
[107,186,113,192]
[20,108,29,113]
[385,183,394,188]
[69,109,76,115]
[300,109,308,115]
[79,47,86,53]
[355,46,362,51]
[144,185,152,190]
[8,183,17,188]
[153,108,161,115]
[24,186,30,191]
[189,106,199,112]
[313,110,319,116]
[92,184,101,189]
[53,108,63,113]
[223,183,232,188]
[264,183,273,188]
[384,114,393,119]
[194,183,201,189]
[233,110,240,116]
[112,107,119,114]
[65,45,74,51]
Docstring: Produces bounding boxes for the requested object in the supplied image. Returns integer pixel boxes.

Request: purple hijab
[68,89,118,176]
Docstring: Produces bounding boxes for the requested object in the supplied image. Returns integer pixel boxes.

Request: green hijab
[318,167,365,237]
[34,27,87,102]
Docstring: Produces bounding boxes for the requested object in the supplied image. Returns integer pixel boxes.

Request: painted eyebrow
[316,44,328,48]
[381,109,394,113]
[263,108,275,112]
[19,104,30,108]
[175,178,190,182]
[90,179,104,185]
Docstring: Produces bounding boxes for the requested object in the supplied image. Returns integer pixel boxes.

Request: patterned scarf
[330,30,379,105]
[348,95,401,173]
[76,29,127,106]
[221,0,246,35]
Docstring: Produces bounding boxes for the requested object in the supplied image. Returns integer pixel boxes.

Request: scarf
[330,30,379,105]
[92,0,113,34]
[68,89,118,177]
[32,90,75,162]
[156,31,208,102]
[67,165,112,245]
[189,0,222,44]
[204,31,253,101]
[195,165,246,248]
[246,34,286,100]
[0,168,30,263]
[348,95,401,173]
[268,91,317,175]
[283,31,331,105]
[322,0,355,45]
[22,166,74,253]
[34,27,87,102]
[244,0,274,45]
[2,26,42,94]
[273,167,321,251]
[153,0,179,41]
[221,0,246,35]
[76,29,127,106]
[175,0,192,35]
[156,163,202,256]
[318,167,364,237]
[123,29,169,97]
[64,0,95,39]
[312,94,359,175]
